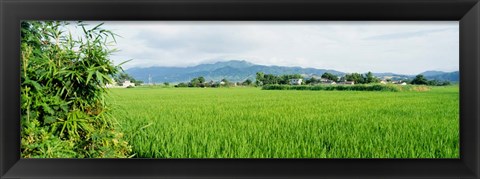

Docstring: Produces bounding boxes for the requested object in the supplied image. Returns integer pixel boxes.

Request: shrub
[175,82,188,87]
[261,84,406,92]
[21,21,132,158]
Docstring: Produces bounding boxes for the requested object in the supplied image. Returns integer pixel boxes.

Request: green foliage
[190,77,202,87]
[262,84,405,92]
[255,72,265,85]
[411,74,429,85]
[305,77,320,85]
[175,77,256,88]
[21,21,132,158]
[365,71,379,83]
[21,119,77,158]
[164,82,170,86]
[255,72,303,85]
[115,72,142,86]
[344,73,365,84]
[343,72,380,84]
[109,86,459,158]
[410,74,452,86]
[180,76,215,88]
[321,72,339,82]
[428,80,451,86]
[175,82,189,87]
[198,76,206,83]
[242,79,252,86]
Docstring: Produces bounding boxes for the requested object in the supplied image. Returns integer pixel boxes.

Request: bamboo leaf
[91,22,104,31]
[24,79,43,91]
[117,59,132,67]
[86,69,94,84]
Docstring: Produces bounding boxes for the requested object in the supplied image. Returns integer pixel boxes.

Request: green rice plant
[108,86,459,158]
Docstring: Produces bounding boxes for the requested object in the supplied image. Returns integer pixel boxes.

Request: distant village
[106,79,136,88]
[165,72,419,88]
[106,71,449,88]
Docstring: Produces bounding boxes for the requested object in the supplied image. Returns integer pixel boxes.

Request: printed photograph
[20,21,459,158]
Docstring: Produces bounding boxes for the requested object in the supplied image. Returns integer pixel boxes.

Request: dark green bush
[21,21,132,158]
[262,84,402,92]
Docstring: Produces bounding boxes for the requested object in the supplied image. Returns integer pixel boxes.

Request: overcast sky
[73,21,458,75]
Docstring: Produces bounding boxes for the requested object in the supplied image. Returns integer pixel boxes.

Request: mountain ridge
[125,60,459,83]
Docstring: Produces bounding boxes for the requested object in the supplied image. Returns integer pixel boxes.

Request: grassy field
[108,85,459,158]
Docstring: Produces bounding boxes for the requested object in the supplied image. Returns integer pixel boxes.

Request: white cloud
[74,21,458,75]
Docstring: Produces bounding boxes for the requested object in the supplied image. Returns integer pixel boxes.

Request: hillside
[125,60,459,83]
[126,60,344,83]
[422,71,459,82]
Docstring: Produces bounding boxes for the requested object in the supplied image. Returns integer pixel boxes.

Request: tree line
[174,77,253,88]
[410,74,451,86]
[255,72,303,85]
[174,72,452,88]
[256,71,381,85]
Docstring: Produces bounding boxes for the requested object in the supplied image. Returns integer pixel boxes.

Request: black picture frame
[1,0,479,178]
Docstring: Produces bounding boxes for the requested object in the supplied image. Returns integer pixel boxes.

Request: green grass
[108,85,459,158]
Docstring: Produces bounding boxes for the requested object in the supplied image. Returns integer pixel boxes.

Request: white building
[290,79,303,85]
[122,80,135,87]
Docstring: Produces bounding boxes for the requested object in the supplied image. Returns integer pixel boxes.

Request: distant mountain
[421,70,449,77]
[373,71,459,82]
[126,60,344,83]
[125,60,459,83]
[193,60,255,71]
[422,71,459,82]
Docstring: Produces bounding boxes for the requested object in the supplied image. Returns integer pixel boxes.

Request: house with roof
[122,80,135,88]
[319,78,336,85]
[290,79,303,85]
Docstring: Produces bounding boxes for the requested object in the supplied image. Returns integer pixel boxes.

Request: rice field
[108,85,459,158]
